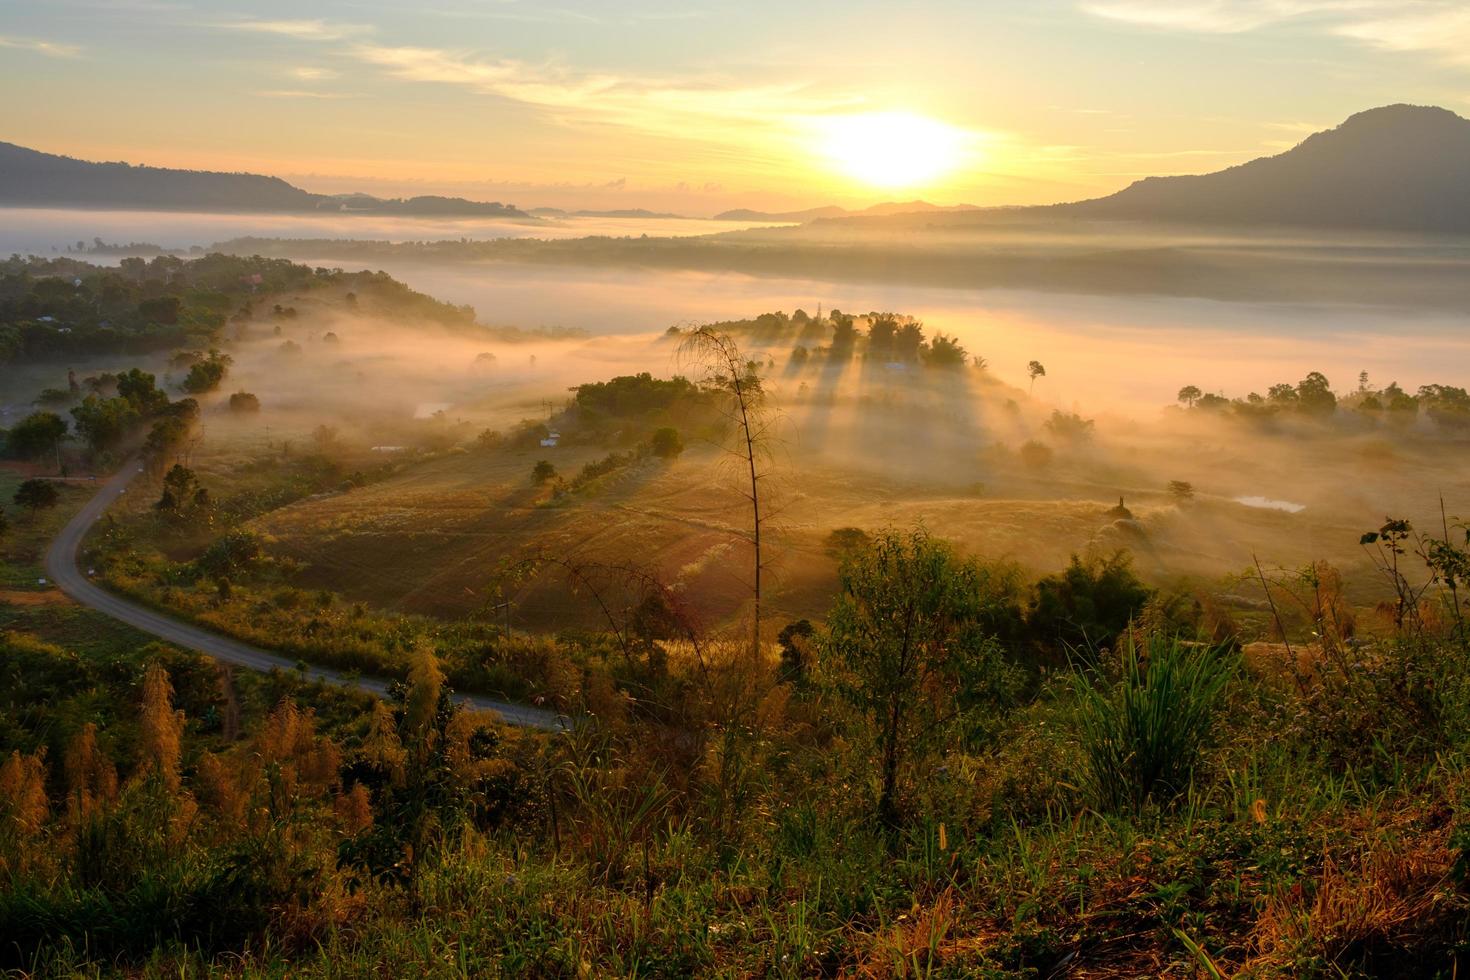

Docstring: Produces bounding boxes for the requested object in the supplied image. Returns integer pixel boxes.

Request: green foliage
[574,372,699,421]
[1071,634,1236,811]
[1043,410,1095,442]
[1027,552,1153,656]
[228,390,260,413]
[156,465,210,522]
[180,350,231,394]
[69,395,136,453]
[924,332,968,368]
[649,426,684,458]
[4,411,67,461]
[192,529,263,579]
[822,527,1022,826]
[13,479,59,514]
[531,459,557,485]
[776,619,815,684]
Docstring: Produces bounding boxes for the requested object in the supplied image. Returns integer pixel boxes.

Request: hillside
[1049,104,1470,233]
[0,141,532,218]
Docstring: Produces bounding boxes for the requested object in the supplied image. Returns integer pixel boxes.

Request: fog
[0,206,779,257]
[288,258,1470,416]
[11,210,1470,614]
[168,289,1470,622]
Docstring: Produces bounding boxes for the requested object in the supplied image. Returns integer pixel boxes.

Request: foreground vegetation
[7,508,1470,976]
[5,257,1470,976]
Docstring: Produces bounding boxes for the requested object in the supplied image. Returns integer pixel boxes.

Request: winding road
[44,464,563,730]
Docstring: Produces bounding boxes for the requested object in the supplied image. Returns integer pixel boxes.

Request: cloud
[253,89,353,99]
[348,42,865,151]
[1080,1,1380,33]
[0,34,82,58]
[291,66,339,80]
[1081,0,1470,67]
[219,18,372,41]
[1331,6,1470,65]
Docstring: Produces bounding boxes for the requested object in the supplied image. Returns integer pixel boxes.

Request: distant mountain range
[1044,104,1470,233]
[6,104,1469,233]
[528,207,686,220]
[0,141,532,218]
[715,200,980,223]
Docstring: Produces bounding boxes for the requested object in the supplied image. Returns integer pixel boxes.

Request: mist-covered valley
[11,71,1470,974]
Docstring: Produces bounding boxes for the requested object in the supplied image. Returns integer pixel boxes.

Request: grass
[1071,633,1238,812]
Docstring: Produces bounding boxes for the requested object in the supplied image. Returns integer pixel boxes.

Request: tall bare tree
[679,326,773,654]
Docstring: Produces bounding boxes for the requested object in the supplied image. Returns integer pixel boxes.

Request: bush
[532,460,557,484]
[228,391,261,413]
[1018,440,1053,470]
[1027,552,1152,656]
[14,479,59,514]
[649,427,684,458]
[1071,633,1236,811]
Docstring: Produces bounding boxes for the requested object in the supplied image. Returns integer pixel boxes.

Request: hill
[0,141,532,218]
[1049,104,1470,233]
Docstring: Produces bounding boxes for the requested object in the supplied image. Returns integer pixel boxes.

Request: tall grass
[1071,634,1237,812]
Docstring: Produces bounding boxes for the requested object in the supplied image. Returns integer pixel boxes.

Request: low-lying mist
[184,294,1470,625]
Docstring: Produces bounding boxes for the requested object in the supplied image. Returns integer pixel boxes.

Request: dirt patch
[0,589,74,607]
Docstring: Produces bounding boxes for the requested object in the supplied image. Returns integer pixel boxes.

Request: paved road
[43,464,564,730]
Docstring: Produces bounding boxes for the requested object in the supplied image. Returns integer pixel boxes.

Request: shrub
[14,479,59,514]
[649,427,684,459]
[1071,633,1236,811]
[1027,552,1152,656]
[1018,440,1053,471]
[228,391,261,413]
[532,460,557,484]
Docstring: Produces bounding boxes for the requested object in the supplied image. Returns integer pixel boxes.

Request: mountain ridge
[0,141,533,219]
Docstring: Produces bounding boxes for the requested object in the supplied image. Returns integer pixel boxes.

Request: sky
[2,0,1469,214]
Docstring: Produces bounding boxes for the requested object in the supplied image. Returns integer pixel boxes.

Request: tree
[1177,385,1202,408]
[5,412,67,462]
[14,479,59,515]
[866,315,898,358]
[823,528,1019,827]
[829,314,859,357]
[157,464,208,518]
[180,351,231,394]
[1044,410,1095,443]
[1027,360,1046,394]
[649,427,684,459]
[1168,480,1196,502]
[924,333,968,368]
[116,369,168,414]
[776,619,815,685]
[1027,552,1152,656]
[71,395,140,453]
[680,326,772,655]
[532,459,557,484]
[893,321,925,362]
[0,508,10,543]
[1019,440,1053,471]
[228,391,261,413]
[1296,371,1337,417]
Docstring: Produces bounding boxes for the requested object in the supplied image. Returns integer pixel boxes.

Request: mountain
[714,201,977,222]
[1050,104,1470,233]
[0,141,532,218]
[714,205,848,222]
[529,207,688,219]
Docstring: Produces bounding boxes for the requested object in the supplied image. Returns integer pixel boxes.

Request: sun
[813,110,972,190]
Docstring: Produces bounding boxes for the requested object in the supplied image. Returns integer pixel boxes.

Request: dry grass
[1249,817,1460,974]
